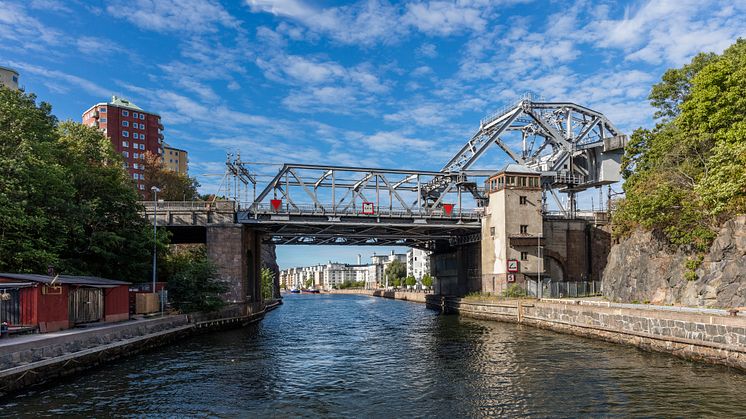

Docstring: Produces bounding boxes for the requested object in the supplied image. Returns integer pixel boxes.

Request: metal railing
[246,203,480,220]
[139,200,236,211]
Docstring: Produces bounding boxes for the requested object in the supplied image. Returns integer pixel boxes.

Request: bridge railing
[139,200,236,212]
[244,203,480,220]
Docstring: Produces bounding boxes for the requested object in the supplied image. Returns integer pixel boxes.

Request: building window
[139,144,145,150]
[132,112,138,119]
[520,196,528,205]
[139,184,145,190]
[99,107,106,113]
[122,131,129,137]
[122,141,128,147]
[122,110,129,117]
[490,226,495,237]
[140,114,145,120]
[133,163,139,169]
[122,151,129,158]
[122,121,129,127]
[141,134,145,140]
[520,225,528,234]
[140,123,145,129]
[521,251,528,261]
[100,118,107,122]
[12,76,18,83]
[133,152,139,159]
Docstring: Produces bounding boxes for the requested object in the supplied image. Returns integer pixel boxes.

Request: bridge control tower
[481,164,544,293]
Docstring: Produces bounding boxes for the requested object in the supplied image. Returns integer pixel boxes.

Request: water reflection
[3,294,746,417]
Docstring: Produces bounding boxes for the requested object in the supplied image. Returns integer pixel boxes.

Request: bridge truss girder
[441,97,628,192]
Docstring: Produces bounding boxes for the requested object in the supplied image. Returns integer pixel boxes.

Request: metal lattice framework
[224,95,626,246]
[442,95,627,191]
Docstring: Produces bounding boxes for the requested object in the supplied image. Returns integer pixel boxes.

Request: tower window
[520,225,528,234]
[520,196,528,205]
[520,252,528,261]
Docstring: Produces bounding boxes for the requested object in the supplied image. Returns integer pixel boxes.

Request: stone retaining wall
[328,289,430,303]
[437,297,746,371]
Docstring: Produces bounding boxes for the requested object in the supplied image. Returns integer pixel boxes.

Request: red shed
[0,273,131,332]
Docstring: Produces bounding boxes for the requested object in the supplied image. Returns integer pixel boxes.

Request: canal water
[4,294,746,417]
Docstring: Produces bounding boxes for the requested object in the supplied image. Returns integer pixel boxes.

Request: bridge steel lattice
[225,96,626,248]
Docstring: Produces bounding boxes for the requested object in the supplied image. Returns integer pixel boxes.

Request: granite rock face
[603,216,746,307]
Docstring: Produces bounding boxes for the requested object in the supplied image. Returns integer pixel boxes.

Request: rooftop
[0,273,130,288]
[0,65,19,75]
[110,95,144,111]
[497,163,540,175]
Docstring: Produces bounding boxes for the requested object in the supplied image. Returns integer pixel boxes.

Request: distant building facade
[279,250,409,290]
[82,96,164,193]
[163,144,188,175]
[407,248,431,281]
[0,66,19,91]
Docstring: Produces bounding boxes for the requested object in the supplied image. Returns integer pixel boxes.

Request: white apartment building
[407,248,431,281]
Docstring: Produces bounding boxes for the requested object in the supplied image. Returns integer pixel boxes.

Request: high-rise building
[407,248,431,281]
[0,66,20,91]
[163,144,188,175]
[82,96,164,193]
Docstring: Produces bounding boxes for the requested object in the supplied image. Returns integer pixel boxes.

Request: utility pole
[151,186,161,295]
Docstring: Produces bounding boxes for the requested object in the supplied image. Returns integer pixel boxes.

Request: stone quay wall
[328,289,430,303]
[434,297,746,371]
[0,305,267,396]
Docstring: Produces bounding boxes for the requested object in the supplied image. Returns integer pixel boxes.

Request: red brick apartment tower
[82,96,164,193]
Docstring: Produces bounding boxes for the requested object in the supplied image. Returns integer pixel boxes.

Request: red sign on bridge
[270,199,282,211]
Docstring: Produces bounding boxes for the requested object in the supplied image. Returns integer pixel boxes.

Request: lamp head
[151,186,161,192]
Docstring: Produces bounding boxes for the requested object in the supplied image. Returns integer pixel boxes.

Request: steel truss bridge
[221,95,626,249]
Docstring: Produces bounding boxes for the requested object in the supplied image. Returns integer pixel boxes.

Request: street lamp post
[151,186,161,295]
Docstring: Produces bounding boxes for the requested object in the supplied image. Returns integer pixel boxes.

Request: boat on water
[301,289,320,294]
[289,288,300,294]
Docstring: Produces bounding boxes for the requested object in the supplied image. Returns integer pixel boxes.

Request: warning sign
[507,259,519,272]
[362,202,375,215]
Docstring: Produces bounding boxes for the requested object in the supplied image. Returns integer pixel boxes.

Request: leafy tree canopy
[614,39,746,251]
[0,88,167,280]
[163,246,226,312]
[142,151,200,201]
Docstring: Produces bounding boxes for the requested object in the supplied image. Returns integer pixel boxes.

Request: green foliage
[613,39,746,253]
[163,246,226,312]
[503,284,527,298]
[338,279,366,289]
[261,267,275,300]
[684,255,704,281]
[0,88,164,279]
[142,151,200,201]
[384,260,406,285]
[405,275,416,287]
[304,277,313,289]
[421,273,433,288]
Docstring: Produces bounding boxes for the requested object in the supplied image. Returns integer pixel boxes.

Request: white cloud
[10,61,110,97]
[0,3,62,50]
[106,0,239,33]
[417,43,438,58]
[402,1,486,36]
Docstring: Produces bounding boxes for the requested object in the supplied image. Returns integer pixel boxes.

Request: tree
[142,151,200,201]
[421,274,433,288]
[304,277,313,289]
[614,39,746,252]
[405,275,416,287]
[55,121,163,280]
[261,267,275,300]
[163,246,226,312]
[0,89,165,280]
[385,260,406,286]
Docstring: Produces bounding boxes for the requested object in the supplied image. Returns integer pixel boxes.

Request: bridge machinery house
[480,164,544,293]
[0,273,130,332]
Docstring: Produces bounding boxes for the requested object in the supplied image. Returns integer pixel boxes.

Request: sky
[1,0,744,268]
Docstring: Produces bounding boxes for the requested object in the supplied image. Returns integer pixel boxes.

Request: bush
[503,284,526,298]
[163,246,226,313]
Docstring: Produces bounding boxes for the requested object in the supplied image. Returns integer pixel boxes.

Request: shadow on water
[3,293,746,417]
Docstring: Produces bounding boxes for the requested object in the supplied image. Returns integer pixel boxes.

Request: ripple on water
[3,293,746,417]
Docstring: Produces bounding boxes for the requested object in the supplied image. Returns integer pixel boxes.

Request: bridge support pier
[431,242,481,296]
[206,224,262,305]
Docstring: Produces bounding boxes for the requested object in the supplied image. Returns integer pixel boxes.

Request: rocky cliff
[603,216,746,308]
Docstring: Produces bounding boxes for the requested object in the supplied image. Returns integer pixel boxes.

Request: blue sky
[2,0,744,268]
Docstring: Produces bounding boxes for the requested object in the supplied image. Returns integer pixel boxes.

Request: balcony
[92,111,99,119]
[158,132,164,140]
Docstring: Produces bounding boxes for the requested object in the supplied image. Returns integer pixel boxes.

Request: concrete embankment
[434,296,746,371]
[0,303,270,395]
[332,290,746,371]
[329,289,429,303]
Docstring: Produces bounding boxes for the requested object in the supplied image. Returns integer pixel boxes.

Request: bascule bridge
[147,96,626,300]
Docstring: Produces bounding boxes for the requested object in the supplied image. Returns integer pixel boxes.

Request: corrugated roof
[0,273,130,287]
[499,163,539,174]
